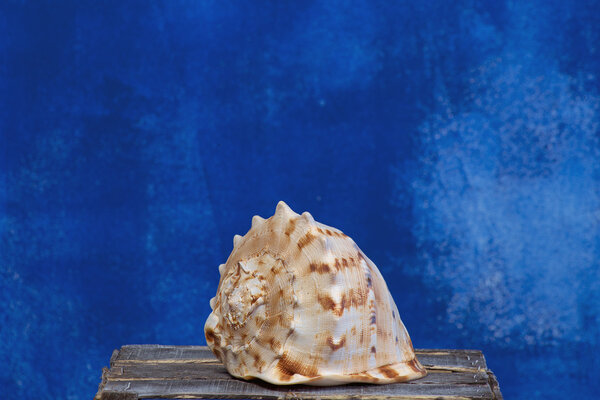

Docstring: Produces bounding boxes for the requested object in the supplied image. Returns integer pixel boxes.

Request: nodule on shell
[204,201,426,385]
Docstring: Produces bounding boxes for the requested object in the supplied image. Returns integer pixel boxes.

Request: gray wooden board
[106,363,490,385]
[95,345,502,400]
[112,345,488,371]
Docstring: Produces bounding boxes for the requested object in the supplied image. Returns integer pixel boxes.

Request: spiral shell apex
[204,201,426,385]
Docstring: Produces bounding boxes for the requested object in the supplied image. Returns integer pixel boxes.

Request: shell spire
[204,202,426,386]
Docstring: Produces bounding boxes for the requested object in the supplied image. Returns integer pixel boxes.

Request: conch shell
[204,201,426,385]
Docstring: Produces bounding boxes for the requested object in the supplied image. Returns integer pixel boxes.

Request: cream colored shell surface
[204,201,426,385]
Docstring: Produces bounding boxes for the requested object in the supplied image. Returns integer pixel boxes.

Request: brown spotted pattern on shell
[204,201,426,385]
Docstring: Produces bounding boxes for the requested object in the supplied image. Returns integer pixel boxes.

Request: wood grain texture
[487,372,504,400]
[95,345,502,400]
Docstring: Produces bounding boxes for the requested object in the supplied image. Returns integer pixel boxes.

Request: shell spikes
[233,234,243,247]
[205,201,426,386]
[275,200,293,217]
[252,215,265,227]
[301,211,315,223]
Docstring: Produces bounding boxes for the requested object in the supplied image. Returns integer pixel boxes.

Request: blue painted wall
[1,1,599,398]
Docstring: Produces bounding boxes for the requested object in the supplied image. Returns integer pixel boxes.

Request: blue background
[1,1,599,399]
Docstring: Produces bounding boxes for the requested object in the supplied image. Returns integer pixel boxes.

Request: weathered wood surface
[95,345,502,400]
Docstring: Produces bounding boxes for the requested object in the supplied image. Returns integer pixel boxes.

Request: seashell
[204,201,426,385]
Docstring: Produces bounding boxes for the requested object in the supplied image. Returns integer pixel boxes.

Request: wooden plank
[106,362,490,386]
[114,345,487,370]
[486,372,503,400]
[114,345,212,364]
[96,345,501,400]
[418,350,487,371]
[110,349,121,365]
[102,379,495,399]
[95,367,109,400]
[100,392,137,400]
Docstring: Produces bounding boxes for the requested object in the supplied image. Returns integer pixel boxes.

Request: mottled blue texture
[1,1,599,399]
